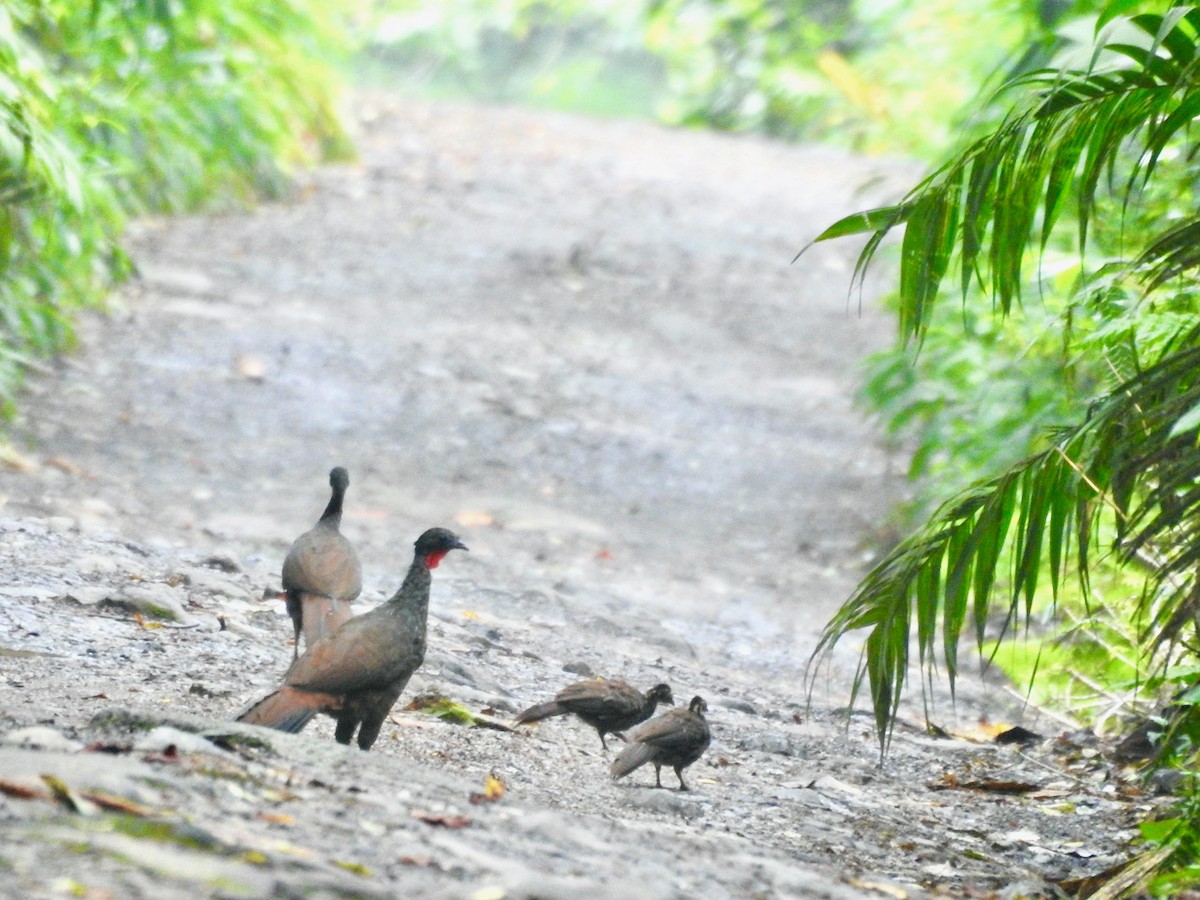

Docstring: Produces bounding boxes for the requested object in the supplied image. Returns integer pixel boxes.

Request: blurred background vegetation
[10,0,1200,886]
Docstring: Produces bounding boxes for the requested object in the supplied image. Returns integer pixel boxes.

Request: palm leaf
[810,8,1200,342]
[811,322,1200,749]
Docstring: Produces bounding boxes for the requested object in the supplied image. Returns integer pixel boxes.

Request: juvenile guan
[237,527,467,750]
[514,679,674,750]
[280,466,362,660]
[610,695,711,790]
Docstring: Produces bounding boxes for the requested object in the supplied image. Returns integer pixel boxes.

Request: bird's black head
[688,696,707,716]
[329,467,350,493]
[648,683,675,706]
[414,527,468,569]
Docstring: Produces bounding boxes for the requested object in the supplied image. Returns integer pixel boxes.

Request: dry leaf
[470,773,506,805]
[412,811,472,829]
[929,776,1041,795]
[78,789,151,816]
[256,812,295,826]
[0,780,46,800]
[46,457,87,477]
[0,444,35,472]
[41,774,96,814]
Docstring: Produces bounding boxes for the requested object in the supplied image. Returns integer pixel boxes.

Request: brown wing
[284,608,411,695]
[556,679,641,718]
[282,525,362,601]
[628,708,709,753]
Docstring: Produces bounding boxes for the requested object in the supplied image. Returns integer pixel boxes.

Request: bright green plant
[0,0,352,415]
[810,0,1200,747]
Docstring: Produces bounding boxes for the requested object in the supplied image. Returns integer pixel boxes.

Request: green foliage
[359,0,664,118]
[809,4,1200,768]
[0,0,351,413]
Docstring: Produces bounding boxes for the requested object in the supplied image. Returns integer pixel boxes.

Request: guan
[280,466,362,660]
[514,679,674,750]
[238,527,467,750]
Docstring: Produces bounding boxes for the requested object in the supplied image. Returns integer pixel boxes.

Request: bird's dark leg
[357,713,387,751]
[598,730,609,751]
[613,731,629,743]
[653,764,664,789]
[285,592,302,661]
[334,713,358,746]
[675,766,690,791]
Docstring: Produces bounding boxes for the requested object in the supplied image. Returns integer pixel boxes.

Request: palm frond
[811,321,1200,750]
[809,8,1200,342]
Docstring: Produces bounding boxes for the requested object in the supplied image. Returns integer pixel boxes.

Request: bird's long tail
[236,686,334,734]
[611,741,653,780]
[514,700,566,725]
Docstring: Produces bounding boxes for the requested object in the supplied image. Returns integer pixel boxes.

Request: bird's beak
[453,539,469,551]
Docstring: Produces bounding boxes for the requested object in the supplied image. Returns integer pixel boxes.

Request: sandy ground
[0,96,1150,898]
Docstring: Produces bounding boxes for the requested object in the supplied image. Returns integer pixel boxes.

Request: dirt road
[0,97,1144,898]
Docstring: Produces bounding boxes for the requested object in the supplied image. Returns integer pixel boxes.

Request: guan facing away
[237,527,467,750]
[610,695,711,790]
[280,466,362,660]
[514,679,674,750]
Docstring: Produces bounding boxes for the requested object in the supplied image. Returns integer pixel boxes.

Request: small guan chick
[280,466,362,660]
[237,527,467,750]
[514,679,674,750]
[610,695,711,791]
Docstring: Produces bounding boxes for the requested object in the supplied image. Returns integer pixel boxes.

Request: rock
[561,660,594,676]
[0,726,82,752]
[178,566,251,600]
[715,697,759,715]
[108,583,194,623]
[133,726,232,757]
[740,731,795,756]
[64,586,115,606]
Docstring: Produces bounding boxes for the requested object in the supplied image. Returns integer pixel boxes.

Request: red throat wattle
[425,551,447,569]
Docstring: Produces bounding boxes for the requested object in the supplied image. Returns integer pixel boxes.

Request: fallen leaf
[595,549,613,560]
[0,780,46,800]
[406,695,476,726]
[78,789,151,816]
[256,812,295,826]
[412,811,472,829]
[399,855,435,867]
[0,444,35,472]
[40,774,96,814]
[928,777,1041,795]
[461,610,481,620]
[334,860,371,877]
[470,773,506,805]
[46,457,87,477]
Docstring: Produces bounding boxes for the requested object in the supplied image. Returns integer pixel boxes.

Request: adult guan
[514,679,674,750]
[238,527,467,750]
[280,466,362,660]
